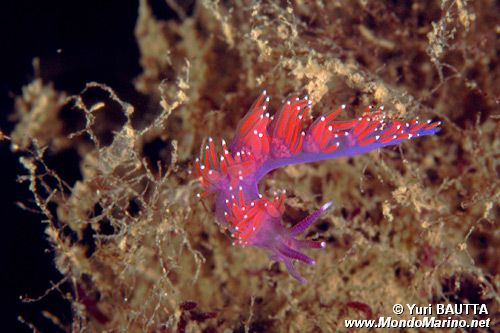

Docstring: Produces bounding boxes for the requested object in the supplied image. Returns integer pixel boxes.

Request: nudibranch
[193,91,440,283]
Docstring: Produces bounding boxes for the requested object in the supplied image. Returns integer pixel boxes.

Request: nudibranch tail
[193,90,441,283]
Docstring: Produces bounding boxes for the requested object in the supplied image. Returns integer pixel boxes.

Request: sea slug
[193,91,440,283]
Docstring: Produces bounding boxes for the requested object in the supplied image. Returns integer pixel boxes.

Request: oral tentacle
[297,239,327,249]
[284,259,307,285]
[277,243,316,265]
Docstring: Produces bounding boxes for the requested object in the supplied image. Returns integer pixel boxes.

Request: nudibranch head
[223,189,330,284]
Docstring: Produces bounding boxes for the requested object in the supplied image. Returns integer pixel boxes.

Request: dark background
[0,1,155,331]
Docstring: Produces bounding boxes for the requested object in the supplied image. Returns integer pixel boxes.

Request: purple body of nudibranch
[194,91,440,283]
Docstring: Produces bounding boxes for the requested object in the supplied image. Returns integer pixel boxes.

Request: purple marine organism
[193,90,440,283]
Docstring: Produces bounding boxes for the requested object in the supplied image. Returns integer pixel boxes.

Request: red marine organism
[193,91,440,283]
